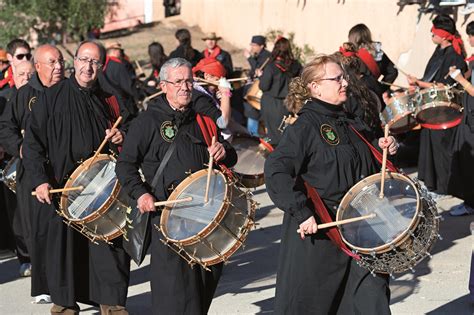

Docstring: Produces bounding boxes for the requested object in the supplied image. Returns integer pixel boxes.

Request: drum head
[163,169,228,242]
[61,155,118,221]
[231,136,267,177]
[337,172,420,253]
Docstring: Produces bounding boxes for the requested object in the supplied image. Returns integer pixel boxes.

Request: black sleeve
[191,90,221,122]
[264,121,316,224]
[379,52,398,86]
[219,134,237,168]
[0,93,22,156]
[259,64,274,92]
[22,93,51,189]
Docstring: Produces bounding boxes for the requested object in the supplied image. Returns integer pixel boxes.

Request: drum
[336,172,440,276]
[230,135,272,188]
[1,157,19,193]
[415,86,463,129]
[244,79,262,110]
[380,90,420,134]
[59,154,128,243]
[158,169,256,270]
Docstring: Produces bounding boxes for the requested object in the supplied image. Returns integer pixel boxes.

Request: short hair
[159,57,192,81]
[467,21,474,36]
[6,39,30,56]
[433,14,456,35]
[75,40,105,64]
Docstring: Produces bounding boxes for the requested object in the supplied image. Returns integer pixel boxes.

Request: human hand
[137,193,156,214]
[105,128,124,145]
[378,135,398,155]
[35,183,52,204]
[298,216,318,240]
[208,141,226,162]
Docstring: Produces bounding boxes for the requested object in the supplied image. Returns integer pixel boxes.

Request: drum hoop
[60,154,121,223]
[416,102,463,114]
[3,156,18,176]
[160,168,231,246]
[336,172,421,254]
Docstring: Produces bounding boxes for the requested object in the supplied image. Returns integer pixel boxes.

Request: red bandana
[203,45,222,59]
[431,26,464,56]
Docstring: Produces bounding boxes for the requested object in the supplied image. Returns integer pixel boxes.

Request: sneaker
[460,3,474,14]
[19,263,32,277]
[440,0,466,6]
[32,294,52,304]
[450,203,474,216]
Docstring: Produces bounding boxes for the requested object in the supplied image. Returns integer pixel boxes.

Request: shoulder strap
[150,130,180,192]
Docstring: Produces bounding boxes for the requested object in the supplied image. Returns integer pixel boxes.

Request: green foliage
[0,0,109,46]
[265,29,316,65]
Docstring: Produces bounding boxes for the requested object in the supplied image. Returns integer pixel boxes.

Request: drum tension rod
[198,236,226,264]
[159,238,199,269]
[217,223,243,245]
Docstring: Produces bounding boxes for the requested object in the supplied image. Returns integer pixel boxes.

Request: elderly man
[0,44,64,301]
[23,41,131,315]
[116,57,237,314]
[201,32,233,77]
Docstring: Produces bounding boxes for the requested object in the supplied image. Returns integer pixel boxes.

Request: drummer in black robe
[406,15,467,198]
[0,44,64,296]
[264,55,398,314]
[116,57,237,314]
[23,41,131,315]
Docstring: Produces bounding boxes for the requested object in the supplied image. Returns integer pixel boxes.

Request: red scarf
[431,26,464,56]
[103,56,122,72]
[204,45,222,59]
[466,54,474,63]
[0,66,15,89]
[356,48,381,78]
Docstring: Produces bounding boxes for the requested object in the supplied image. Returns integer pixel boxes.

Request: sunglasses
[15,53,32,61]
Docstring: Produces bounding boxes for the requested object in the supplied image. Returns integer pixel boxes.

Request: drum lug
[437,233,443,240]
[389,273,395,280]
[409,266,416,273]
[429,87,438,99]
[199,236,227,264]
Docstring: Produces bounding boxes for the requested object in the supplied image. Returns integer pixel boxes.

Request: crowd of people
[0,12,473,314]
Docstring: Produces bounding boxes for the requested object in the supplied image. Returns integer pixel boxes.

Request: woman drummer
[264,54,398,314]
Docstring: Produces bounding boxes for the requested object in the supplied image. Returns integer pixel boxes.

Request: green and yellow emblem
[160,121,178,142]
[320,124,339,145]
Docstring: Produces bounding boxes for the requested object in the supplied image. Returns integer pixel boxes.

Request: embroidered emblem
[28,96,37,111]
[320,124,339,145]
[160,121,177,142]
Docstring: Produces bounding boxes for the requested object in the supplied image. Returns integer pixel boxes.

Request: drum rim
[160,168,231,246]
[60,154,121,223]
[336,172,421,254]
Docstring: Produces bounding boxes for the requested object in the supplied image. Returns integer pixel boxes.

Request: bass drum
[59,154,128,243]
[230,134,273,188]
[159,169,256,270]
[336,172,440,275]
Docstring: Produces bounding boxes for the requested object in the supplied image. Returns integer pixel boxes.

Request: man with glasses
[23,41,131,315]
[0,39,31,92]
[116,57,237,314]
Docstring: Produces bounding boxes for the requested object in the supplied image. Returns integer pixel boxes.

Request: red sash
[356,48,381,79]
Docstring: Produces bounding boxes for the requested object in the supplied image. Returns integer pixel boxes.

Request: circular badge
[160,121,178,143]
[28,96,37,111]
[320,124,339,145]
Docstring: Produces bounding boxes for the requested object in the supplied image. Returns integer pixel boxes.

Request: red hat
[193,57,226,78]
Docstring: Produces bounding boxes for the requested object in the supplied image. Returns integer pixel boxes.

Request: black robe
[259,59,302,146]
[202,47,234,77]
[116,94,236,314]
[264,98,390,314]
[169,45,203,67]
[22,76,131,307]
[244,49,272,121]
[418,45,467,194]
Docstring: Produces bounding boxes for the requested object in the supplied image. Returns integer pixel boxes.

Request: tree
[0,0,110,46]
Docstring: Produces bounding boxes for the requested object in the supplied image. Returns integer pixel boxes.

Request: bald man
[23,41,131,315]
[0,44,64,301]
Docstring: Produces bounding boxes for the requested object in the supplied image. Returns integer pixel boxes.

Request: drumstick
[154,196,193,207]
[204,136,216,203]
[379,124,390,199]
[86,116,122,170]
[296,213,376,232]
[134,60,144,76]
[31,185,84,196]
[393,64,410,77]
[379,80,410,90]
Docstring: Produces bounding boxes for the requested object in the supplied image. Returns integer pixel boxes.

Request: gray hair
[159,57,192,81]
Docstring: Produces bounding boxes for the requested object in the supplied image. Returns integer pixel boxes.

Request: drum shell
[2,157,19,193]
[244,79,262,110]
[380,92,419,134]
[415,86,463,128]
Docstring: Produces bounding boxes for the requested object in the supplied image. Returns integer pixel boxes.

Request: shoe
[440,0,466,6]
[450,203,474,216]
[32,294,52,304]
[460,3,474,14]
[19,263,32,277]
[0,249,16,260]
[429,191,448,201]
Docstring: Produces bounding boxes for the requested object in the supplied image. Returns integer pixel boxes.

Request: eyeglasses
[163,79,194,88]
[75,56,102,68]
[319,74,347,84]
[15,53,32,61]
[38,59,65,67]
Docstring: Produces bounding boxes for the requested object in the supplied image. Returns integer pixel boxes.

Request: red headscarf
[192,57,226,78]
[431,26,464,56]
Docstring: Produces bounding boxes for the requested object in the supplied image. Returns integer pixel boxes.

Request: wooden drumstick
[204,136,216,203]
[86,116,122,170]
[154,196,193,207]
[297,213,376,233]
[379,124,390,199]
[393,64,410,77]
[31,185,84,196]
[379,80,410,90]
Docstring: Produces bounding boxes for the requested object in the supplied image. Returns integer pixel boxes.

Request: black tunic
[116,94,236,314]
[202,47,234,77]
[418,45,467,194]
[259,59,302,146]
[169,45,203,67]
[264,98,390,314]
[22,76,131,307]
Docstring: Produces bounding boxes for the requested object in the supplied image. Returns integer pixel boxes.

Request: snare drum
[1,157,19,193]
[158,169,256,269]
[380,91,420,134]
[59,154,128,243]
[416,86,463,129]
[337,172,440,275]
[230,135,273,188]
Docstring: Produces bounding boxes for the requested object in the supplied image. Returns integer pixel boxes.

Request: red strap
[420,117,462,130]
[259,138,274,152]
[105,95,120,121]
[356,48,381,78]
[0,66,14,89]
